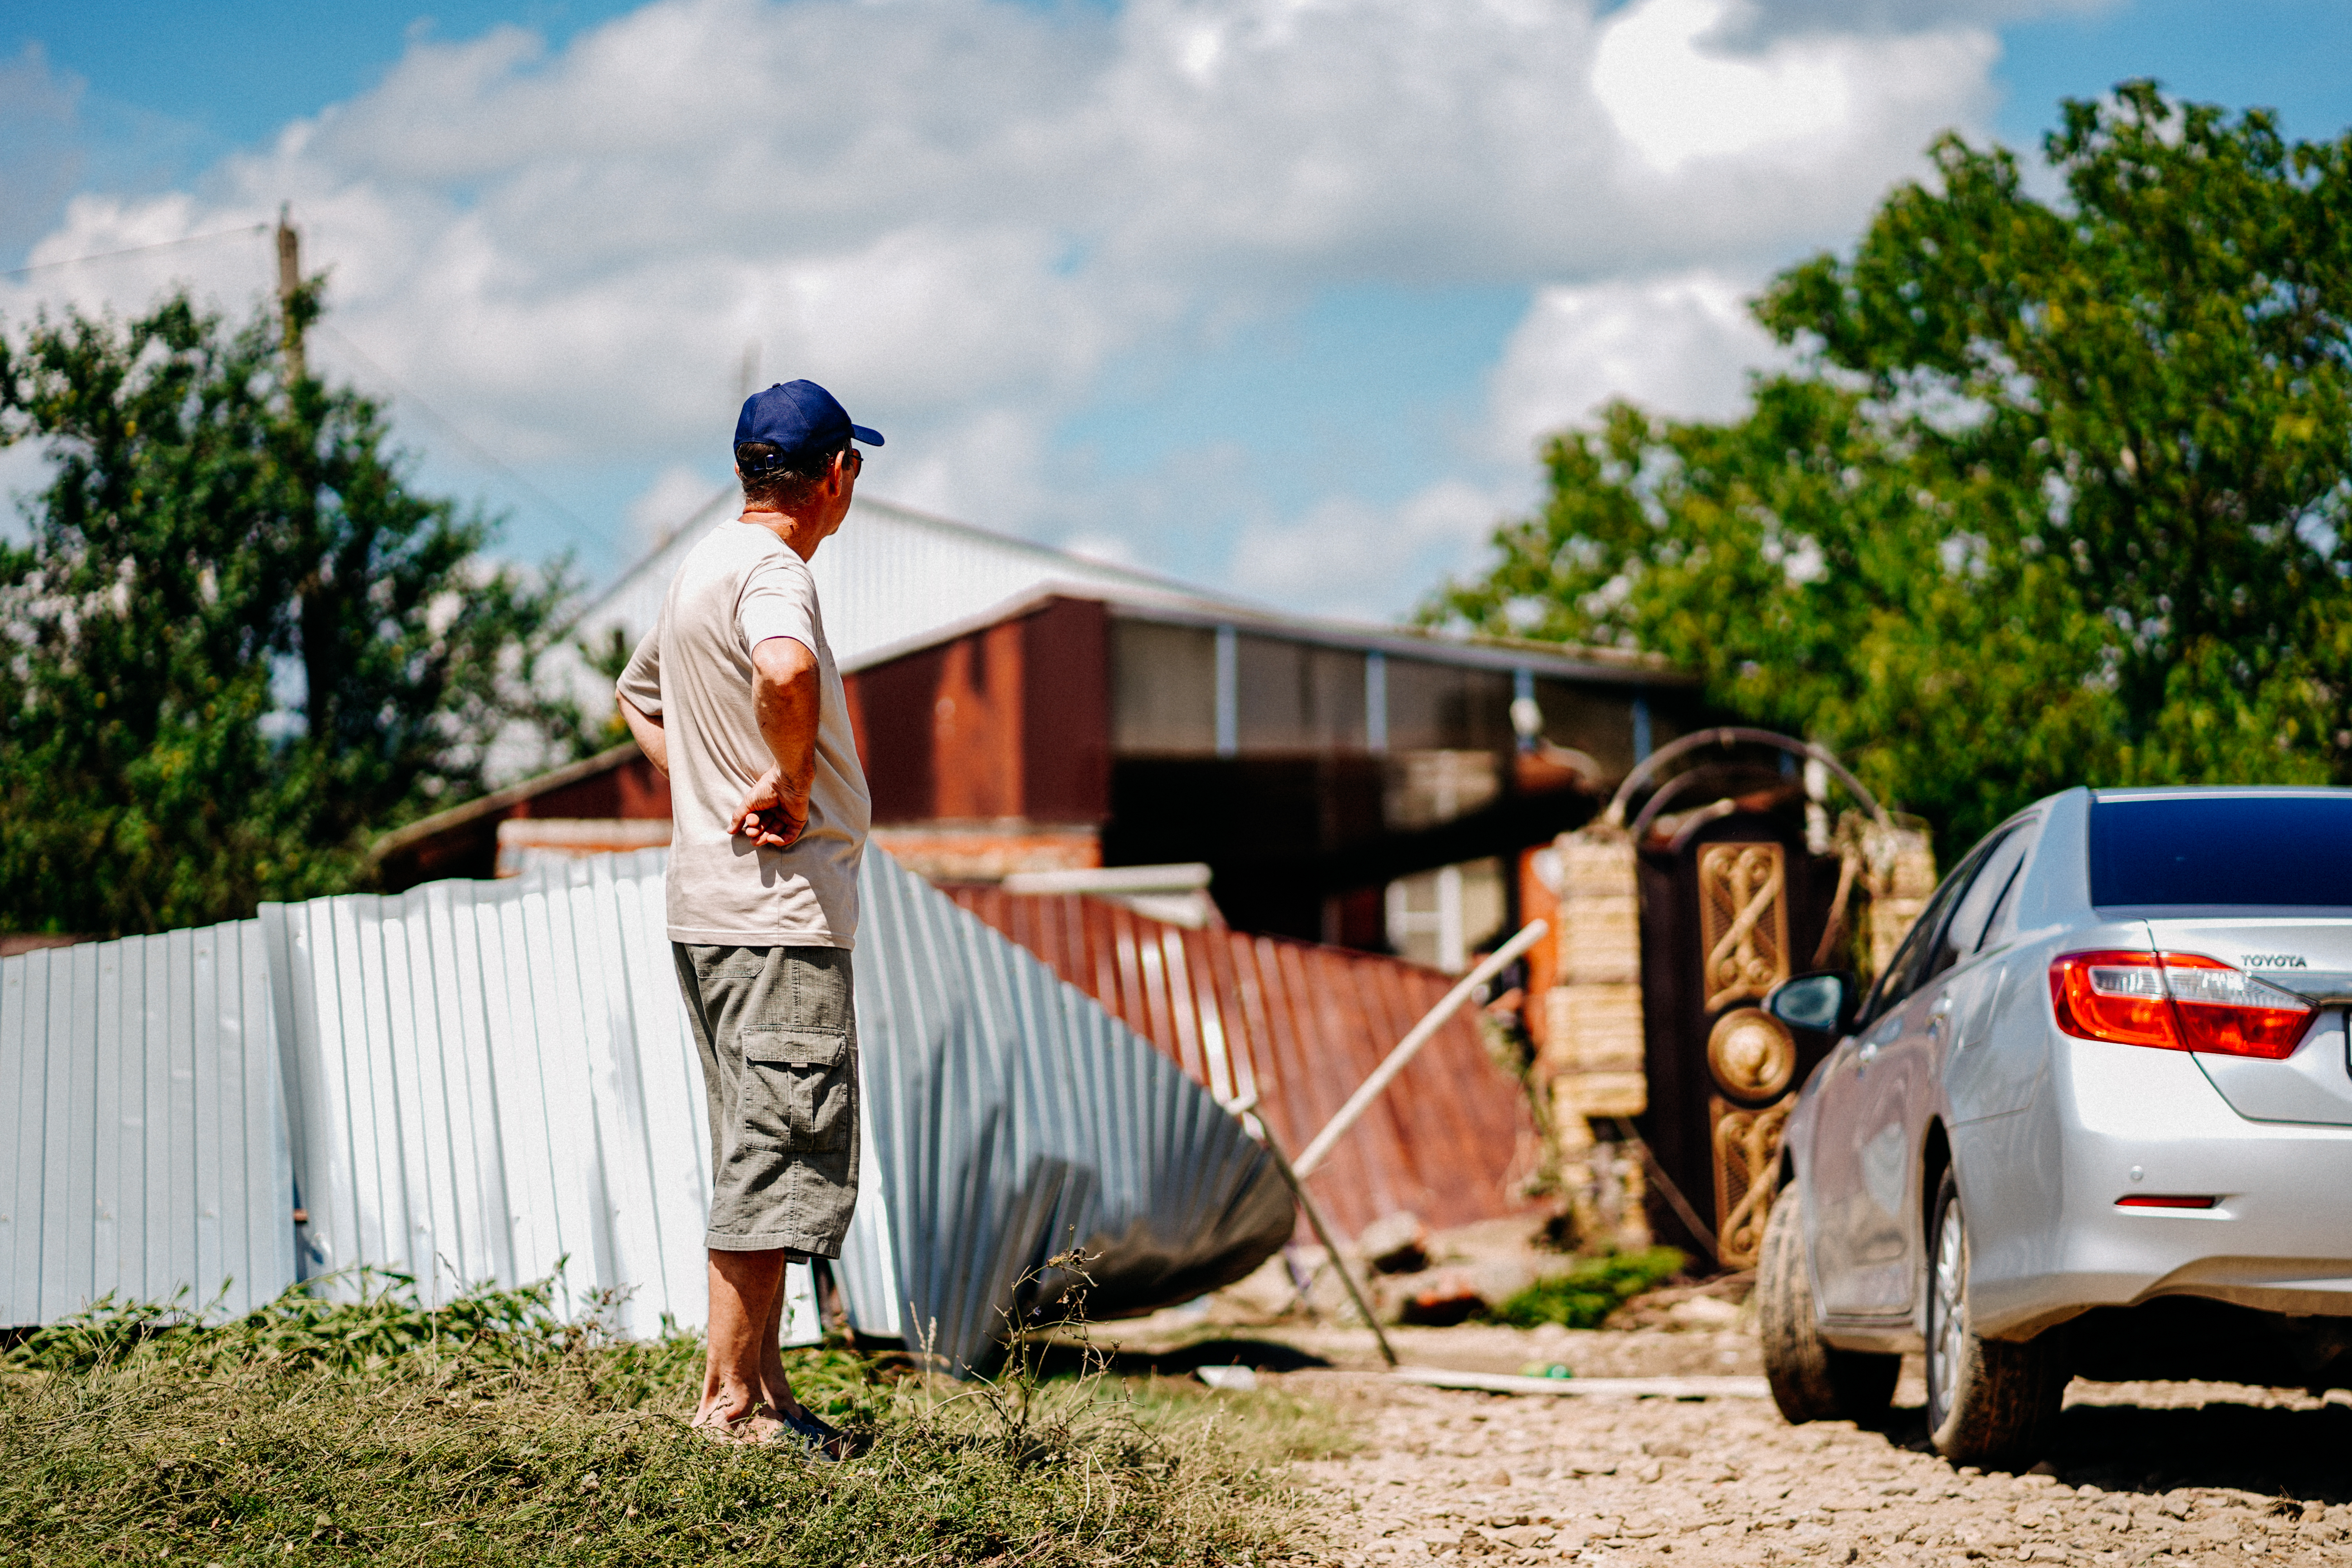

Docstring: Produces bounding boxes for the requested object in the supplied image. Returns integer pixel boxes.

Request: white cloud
[1598,0,1857,172]
[1228,479,1521,621]
[1486,269,1790,459]
[4,0,2017,605]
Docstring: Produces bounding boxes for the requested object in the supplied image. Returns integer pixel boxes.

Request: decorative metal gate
[1535,729,1932,1272]
[1640,818,1840,1269]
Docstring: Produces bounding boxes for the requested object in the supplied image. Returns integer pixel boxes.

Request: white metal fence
[1,922,291,1325]
[258,851,842,1340]
[4,847,1277,1371]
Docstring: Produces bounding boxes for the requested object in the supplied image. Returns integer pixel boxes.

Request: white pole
[1291,918,1549,1178]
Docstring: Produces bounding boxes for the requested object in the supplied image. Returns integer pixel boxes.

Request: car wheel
[1758,1180,1899,1424]
[1924,1167,2067,1467]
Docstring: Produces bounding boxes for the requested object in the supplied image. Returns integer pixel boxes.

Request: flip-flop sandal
[694,1403,785,1444]
[771,1404,850,1462]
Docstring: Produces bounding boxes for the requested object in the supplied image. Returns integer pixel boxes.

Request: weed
[1486,1247,1688,1329]
[2,1269,1330,1565]
[3,1268,636,1378]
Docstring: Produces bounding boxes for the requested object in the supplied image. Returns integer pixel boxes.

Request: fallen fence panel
[946,887,1542,1240]
[852,850,1293,1372]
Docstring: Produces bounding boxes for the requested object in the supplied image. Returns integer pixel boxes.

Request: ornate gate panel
[1693,843,1800,1266]
[1699,842,1789,1012]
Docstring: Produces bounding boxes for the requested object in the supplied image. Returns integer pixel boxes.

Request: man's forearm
[619,694,670,776]
[750,638,820,818]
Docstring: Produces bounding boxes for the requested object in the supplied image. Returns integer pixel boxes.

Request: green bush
[1488,1247,1687,1330]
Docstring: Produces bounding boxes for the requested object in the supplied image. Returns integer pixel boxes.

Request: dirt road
[1115,1313,2352,1565]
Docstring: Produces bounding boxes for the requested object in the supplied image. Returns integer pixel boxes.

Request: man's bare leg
[697,1247,788,1437]
[757,1259,805,1419]
[756,1262,853,1457]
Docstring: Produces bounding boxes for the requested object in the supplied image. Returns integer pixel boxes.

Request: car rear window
[2091,794,2352,908]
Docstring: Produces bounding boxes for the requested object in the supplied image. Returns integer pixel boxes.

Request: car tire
[1924,1167,2067,1468]
[1758,1181,1899,1424]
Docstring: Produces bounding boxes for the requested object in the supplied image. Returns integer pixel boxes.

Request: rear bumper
[1966,1035,2352,1338]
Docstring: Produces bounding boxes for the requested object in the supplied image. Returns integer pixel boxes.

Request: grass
[1486,1247,1688,1330]
[1,1271,1346,1566]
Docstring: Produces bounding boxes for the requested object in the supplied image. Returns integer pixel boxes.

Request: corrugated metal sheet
[1,923,292,1324]
[258,853,832,1343]
[945,887,1541,1240]
[7,849,1289,1374]
[855,850,1293,1372]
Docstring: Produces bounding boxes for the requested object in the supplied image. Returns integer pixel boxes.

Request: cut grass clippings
[2,1272,1343,1566]
[1486,1247,1688,1330]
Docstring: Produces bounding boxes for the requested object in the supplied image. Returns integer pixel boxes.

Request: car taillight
[2049,950,2315,1060]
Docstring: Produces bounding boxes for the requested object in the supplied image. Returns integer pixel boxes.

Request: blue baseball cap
[733,379,883,473]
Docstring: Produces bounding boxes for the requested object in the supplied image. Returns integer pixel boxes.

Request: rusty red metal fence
[945,887,1540,1240]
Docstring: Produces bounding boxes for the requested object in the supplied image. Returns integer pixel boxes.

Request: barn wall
[843,596,1111,830]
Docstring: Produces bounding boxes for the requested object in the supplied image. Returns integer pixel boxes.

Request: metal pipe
[1292,918,1549,1178]
[1226,1093,1398,1368]
[1601,726,1889,831]
[1610,1116,1720,1258]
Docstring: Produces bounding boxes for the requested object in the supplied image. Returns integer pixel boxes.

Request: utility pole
[275,203,306,383]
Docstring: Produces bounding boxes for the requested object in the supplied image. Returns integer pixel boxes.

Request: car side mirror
[1766,971,1857,1036]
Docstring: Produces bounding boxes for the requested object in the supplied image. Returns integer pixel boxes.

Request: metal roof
[561,492,1225,684]
[559,491,1690,722]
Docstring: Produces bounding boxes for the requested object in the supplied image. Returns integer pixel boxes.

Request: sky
[5,0,2351,623]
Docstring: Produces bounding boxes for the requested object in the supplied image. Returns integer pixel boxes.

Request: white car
[1757,786,2352,1466]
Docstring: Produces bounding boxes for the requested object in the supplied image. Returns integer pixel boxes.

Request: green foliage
[0,1268,678,1380]
[0,288,587,936]
[1,1273,1327,1566]
[1488,1247,1687,1329]
[1428,83,2352,857]
[575,623,641,751]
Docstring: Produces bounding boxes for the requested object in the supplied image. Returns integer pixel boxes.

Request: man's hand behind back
[731,766,808,848]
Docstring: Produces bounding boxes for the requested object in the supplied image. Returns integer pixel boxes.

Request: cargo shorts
[673,943,861,1257]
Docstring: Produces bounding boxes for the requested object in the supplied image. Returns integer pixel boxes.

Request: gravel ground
[1103,1238,2352,1567]
[1271,1350,2352,1566]
[1104,1312,2352,1566]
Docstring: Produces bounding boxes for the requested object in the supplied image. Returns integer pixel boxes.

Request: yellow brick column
[1859,815,1938,977]
[1539,826,1650,1246]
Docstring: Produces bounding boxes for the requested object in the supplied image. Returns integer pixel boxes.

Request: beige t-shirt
[616,521,870,947]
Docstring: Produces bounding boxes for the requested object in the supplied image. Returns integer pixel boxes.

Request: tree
[1429,84,2352,855]
[0,288,584,935]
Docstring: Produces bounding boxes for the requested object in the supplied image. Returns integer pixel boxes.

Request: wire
[310,320,612,557]
[3,223,271,281]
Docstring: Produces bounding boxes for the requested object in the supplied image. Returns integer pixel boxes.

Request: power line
[311,320,612,557]
[3,223,271,281]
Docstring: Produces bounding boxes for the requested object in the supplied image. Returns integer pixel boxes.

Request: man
[615,379,879,1455]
